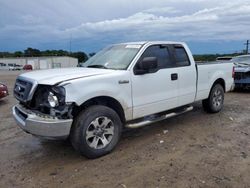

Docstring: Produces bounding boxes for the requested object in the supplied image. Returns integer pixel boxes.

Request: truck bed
[195,61,234,101]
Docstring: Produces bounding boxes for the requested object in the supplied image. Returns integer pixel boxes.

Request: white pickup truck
[13,41,234,158]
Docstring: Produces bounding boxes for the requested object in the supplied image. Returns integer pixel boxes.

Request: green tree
[14,51,23,57]
[70,52,88,63]
[24,47,41,57]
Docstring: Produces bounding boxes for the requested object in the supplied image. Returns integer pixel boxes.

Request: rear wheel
[202,84,224,113]
[70,105,122,159]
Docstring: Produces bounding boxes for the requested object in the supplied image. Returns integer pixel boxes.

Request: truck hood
[18,68,116,85]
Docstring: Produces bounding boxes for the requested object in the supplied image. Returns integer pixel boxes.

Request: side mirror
[135,57,158,75]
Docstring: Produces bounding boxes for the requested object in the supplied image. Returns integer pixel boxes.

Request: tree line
[0,47,244,63]
[0,48,95,63]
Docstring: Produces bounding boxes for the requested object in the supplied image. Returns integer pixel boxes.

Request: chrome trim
[126,106,193,128]
[13,104,73,139]
[17,76,38,101]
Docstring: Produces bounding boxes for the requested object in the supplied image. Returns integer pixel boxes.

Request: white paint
[18,41,234,122]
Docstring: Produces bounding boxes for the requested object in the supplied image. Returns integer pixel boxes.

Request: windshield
[84,44,142,70]
[231,56,250,64]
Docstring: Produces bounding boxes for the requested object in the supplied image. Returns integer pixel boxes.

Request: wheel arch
[72,96,126,124]
[211,78,225,92]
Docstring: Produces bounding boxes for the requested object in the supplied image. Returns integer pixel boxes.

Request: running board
[125,106,193,129]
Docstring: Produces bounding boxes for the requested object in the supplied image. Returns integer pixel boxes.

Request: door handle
[118,80,129,84]
[171,73,178,81]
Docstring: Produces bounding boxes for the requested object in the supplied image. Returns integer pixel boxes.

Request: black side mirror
[135,57,158,75]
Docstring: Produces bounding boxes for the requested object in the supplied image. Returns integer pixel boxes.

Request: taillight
[232,66,235,78]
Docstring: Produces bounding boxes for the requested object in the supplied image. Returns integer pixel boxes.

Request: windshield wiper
[87,64,108,69]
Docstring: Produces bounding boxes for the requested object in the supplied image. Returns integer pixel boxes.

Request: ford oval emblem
[15,85,22,92]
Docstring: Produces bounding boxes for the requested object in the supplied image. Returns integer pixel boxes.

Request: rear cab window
[173,45,190,67]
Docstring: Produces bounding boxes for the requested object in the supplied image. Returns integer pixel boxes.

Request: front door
[131,44,179,119]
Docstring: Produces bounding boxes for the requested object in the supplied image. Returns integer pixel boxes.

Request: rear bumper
[13,104,73,139]
[234,83,250,89]
[234,78,250,88]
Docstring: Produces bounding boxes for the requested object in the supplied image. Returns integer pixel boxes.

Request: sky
[0,0,250,54]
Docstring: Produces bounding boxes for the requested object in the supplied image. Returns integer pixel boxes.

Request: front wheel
[70,105,122,159]
[202,84,224,113]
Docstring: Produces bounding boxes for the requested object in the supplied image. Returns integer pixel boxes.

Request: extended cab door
[173,45,196,105]
[131,44,179,119]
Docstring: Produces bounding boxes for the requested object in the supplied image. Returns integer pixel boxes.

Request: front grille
[14,79,33,102]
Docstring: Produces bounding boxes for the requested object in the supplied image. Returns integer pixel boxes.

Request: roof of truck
[119,41,185,45]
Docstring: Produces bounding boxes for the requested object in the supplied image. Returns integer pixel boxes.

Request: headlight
[48,92,59,107]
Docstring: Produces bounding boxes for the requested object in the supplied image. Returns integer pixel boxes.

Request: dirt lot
[0,70,249,188]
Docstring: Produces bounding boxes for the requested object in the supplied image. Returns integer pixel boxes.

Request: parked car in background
[0,63,8,70]
[216,56,232,61]
[0,83,8,99]
[23,64,33,70]
[8,63,16,71]
[17,65,22,70]
[9,64,22,71]
[231,55,250,89]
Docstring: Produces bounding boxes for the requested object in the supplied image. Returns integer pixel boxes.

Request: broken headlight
[48,92,59,107]
[47,86,65,108]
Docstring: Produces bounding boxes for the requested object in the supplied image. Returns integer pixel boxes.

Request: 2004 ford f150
[13,41,234,158]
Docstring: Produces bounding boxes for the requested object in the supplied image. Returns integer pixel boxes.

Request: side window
[139,45,173,69]
[174,46,190,67]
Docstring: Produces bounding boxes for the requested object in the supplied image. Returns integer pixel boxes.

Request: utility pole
[69,34,72,54]
[244,40,249,54]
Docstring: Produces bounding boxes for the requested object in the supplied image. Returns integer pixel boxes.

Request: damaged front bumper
[13,104,73,139]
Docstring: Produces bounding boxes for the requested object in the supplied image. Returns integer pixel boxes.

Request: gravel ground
[0,70,249,188]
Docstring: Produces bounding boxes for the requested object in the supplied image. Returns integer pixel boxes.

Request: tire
[70,105,122,159]
[202,84,224,113]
